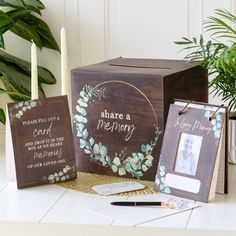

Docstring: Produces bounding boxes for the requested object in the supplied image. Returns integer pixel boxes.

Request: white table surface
[1,140,236,234]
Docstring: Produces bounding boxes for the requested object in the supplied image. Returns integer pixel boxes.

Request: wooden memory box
[71,57,208,180]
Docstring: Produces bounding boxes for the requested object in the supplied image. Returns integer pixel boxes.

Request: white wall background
[0,0,235,140]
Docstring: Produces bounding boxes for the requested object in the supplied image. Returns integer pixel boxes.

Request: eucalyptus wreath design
[204,107,222,139]
[74,83,161,179]
[9,100,41,121]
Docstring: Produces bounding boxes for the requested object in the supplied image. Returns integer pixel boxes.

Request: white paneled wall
[0,0,236,136]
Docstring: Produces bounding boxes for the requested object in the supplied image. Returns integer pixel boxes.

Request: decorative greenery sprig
[0,0,59,124]
[175,9,236,111]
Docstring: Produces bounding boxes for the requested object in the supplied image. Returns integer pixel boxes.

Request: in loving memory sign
[6,96,77,188]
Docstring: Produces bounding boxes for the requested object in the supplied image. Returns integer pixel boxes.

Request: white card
[91,181,145,195]
[91,194,200,226]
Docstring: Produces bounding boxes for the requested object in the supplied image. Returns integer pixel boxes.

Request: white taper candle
[31,41,38,100]
[61,26,69,96]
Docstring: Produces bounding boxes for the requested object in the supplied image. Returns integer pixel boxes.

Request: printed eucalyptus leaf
[82,95,89,103]
[141,144,146,153]
[164,187,171,194]
[105,155,110,162]
[111,165,118,173]
[93,144,100,154]
[77,98,88,107]
[80,139,86,148]
[89,137,94,146]
[137,162,142,170]
[125,163,132,173]
[77,115,87,123]
[130,156,139,165]
[160,170,165,177]
[100,145,107,156]
[100,156,107,166]
[142,164,148,172]
[118,167,126,176]
[85,141,91,149]
[216,114,221,121]
[130,162,138,171]
[134,171,143,178]
[160,183,165,191]
[76,129,82,137]
[76,122,84,132]
[211,119,216,125]
[74,114,81,122]
[113,157,121,166]
[160,165,165,171]
[61,176,66,181]
[82,129,88,139]
[145,144,152,152]
[137,152,144,160]
[214,129,220,138]
[80,90,86,98]
[205,110,210,118]
[132,152,138,159]
[146,155,154,161]
[76,105,86,116]
[216,122,222,129]
[144,159,152,168]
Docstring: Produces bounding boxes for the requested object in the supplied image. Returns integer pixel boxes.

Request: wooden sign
[155,100,227,202]
[73,80,163,180]
[6,96,77,189]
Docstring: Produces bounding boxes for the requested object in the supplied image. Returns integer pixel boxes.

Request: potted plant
[0,0,60,124]
[176,9,236,112]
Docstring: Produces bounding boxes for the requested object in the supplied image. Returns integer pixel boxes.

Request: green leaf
[0,34,4,48]
[10,19,43,48]
[0,60,45,99]
[0,0,45,15]
[0,87,30,100]
[0,49,56,84]
[0,0,25,8]
[7,9,31,21]
[0,10,14,35]
[14,13,60,51]
[0,108,6,124]
[23,0,45,15]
